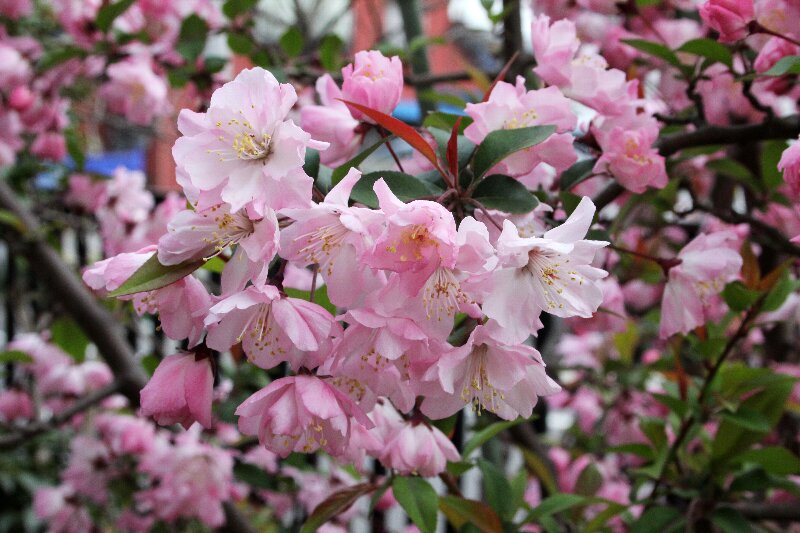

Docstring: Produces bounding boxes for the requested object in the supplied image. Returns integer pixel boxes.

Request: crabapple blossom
[340,50,404,120]
[659,230,743,338]
[172,67,328,215]
[301,74,362,166]
[100,57,169,126]
[235,375,373,457]
[205,284,338,371]
[699,0,754,43]
[378,417,460,477]
[483,196,608,343]
[140,351,215,429]
[778,137,800,196]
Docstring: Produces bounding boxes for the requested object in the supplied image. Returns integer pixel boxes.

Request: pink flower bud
[341,50,403,121]
[140,352,215,429]
[30,132,66,162]
[8,85,34,111]
[699,0,754,43]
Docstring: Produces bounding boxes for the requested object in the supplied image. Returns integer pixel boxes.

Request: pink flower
[465,77,577,177]
[30,132,66,162]
[64,174,107,213]
[8,85,34,111]
[593,121,667,193]
[483,197,608,343]
[778,138,800,196]
[754,37,800,74]
[140,352,215,429]
[235,375,373,457]
[378,418,460,477]
[0,0,33,19]
[173,67,328,215]
[82,246,154,294]
[136,432,236,528]
[280,169,386,308]
[101,167,155,224]
[421,325,560,420]
[205,284,337,371]
[0,389,33,422]
[95,413,156,455]
[531,15,580,87]
[0,43,31,89]
[659,230,743,338]
[341,50,404,121]
[134,275,211,347]
[100,57,169,125]
[699,0,754,43]
[364,179,458,294]
[34,486,92,533]
[301,74,361,166]
[158,203,279,268]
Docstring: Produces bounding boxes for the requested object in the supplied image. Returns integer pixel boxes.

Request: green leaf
[472,175,539,214]
[320,34,345,71]
[96,0,136,32]
[227,32,254,55]
[722,281,761,312]
[720,408,772,432]
[279,26,304,57]
[304,149,320,181]
[301,483,375,533]
[202,256,226,274]
[560,159,597,190]
[50,317,90,362]
[423,112,473,133]
[37,47,86,71]
[233,462,274,489]
[0,209,25,233]
[109,255,204,297]
[622,39,680,66]
[764,55,800,76]
[140,354,160,376]
[204,56,227,74]
[526,493,588,521]
[463,418,526,457]
[651,393,689,418]
[712,375,795,464]
[0,350,33,364]
[446,461,475,476]
[763,269,795,312]
[223,0,257,18]
[762,140,789,189]
[640,417,668,449]
[676,38,733,68]
[574,463,603,497]
[711,507,752,533]
[733,447,800,475]
[706,159,761,192]
[65,129,85,171]
[284,284,335,315]
[350,171,442,208]
[477,459,515,520]
[472,125,555,179]
[631,507,685,533]
[392,477,438,533]
[609,443,656,461]
[330,137,389,187]
[177,15,209,61]
[439,495,503,533]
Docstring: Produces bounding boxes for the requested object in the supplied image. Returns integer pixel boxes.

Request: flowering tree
[1,0,800,532]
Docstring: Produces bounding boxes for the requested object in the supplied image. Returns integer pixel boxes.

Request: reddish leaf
[300,482,376,533]
[340,99,441,172]
[447,116,462,180]
[482,51,519,102]
[439,495,503,533]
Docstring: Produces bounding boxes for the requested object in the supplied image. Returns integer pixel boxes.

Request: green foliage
[177,15,209,61]
[472,175,539,214]
[279,26,304,57]
[330,137,389,187]
[472,125,555,179]
[439,495,503,533]
[50,317,90,362]
[109,255,204,297]
[676,38,733,68]
[350,171,442,208]
[96,0,136,32]
[764,55,800,76]
[622,39,680,67]
[300,483,375,533]
[392,477,438,533]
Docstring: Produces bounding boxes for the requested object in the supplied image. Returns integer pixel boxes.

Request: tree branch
[0,381,120,449]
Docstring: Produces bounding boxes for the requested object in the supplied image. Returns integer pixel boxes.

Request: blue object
[35,148,147,189]
[393,100,467,124]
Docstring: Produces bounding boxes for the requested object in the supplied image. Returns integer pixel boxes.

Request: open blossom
[660,230,743,338]
[280,169,385,308]
[140,352,215,429]
[205,284,337,371]
[465,77,578,177]
[236,375,373,457]
[100,57,169,126]
[34,486,92,533]
[778,137,800,196]
[340,50,403,120]
[483,197,608,343]
[699,0,754,43]
[173,67,328,215]
[421,325,560,420]
[301,74,361,166]
[531,15,580,87]
[364,179,458,294]
[30,131,66,161]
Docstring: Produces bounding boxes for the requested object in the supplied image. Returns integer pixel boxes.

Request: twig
[0,381,120,449]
